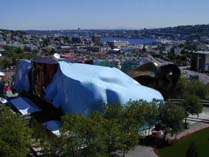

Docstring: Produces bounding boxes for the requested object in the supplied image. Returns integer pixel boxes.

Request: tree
[144,100,160,134]
[0,58,12,69]
[176,77,209,99]
[186,142,198,157]
[187,80,208,99]
[58,100,163,157]
[0,107,32,157]
[103,115,126,155]
[59,101,149,157]
[103,104,125,154]
[103,104,123,120]
[0,47,35,68]
[15,47,23,54]
[60,113,108,157]
[180,78,209,99]
[104,101,147,157]
[174,77,188,98]
[30,119,61,157]
[182,95,202,127]
[142,45,146,52]
[159,102,185,140]
[84,112,108,157]
[60,114,89,157]
[123,100,147,131]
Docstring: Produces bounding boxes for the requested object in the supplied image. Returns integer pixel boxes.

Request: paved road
[126,146,157,157]
[181,69,209,84]
[115,145,157,157]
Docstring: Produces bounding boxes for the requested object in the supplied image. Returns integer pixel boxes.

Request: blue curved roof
[45,61,163,114]
[14,59,31,93]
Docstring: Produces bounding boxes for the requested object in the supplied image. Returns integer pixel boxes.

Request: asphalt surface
[181,69,209,84]
[125,146,157,157]
[115,145,157,157]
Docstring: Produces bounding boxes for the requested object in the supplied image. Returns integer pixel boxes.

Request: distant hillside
[1,24,209,39]
[0,29,26,35]
[170,24,209,33]
[147,24,209,37]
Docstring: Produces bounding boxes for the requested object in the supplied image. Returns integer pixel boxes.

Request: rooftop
[193,51,209,55]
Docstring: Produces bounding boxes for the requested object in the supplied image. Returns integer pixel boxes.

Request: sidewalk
[168,107,209,141]
[115,145,157,157]
[126,145,157,157]
[175,122,209,140]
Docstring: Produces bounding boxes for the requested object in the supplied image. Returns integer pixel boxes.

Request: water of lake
[101,37,156,45]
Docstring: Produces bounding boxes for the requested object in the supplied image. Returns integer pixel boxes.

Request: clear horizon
[0,0,209,30]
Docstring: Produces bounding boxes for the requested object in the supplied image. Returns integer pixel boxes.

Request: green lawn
[158,127,209,157]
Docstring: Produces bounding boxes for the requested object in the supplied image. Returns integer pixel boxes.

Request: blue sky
[0,0,209,30]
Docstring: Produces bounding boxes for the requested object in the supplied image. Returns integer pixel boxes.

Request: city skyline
[0,0,209,30]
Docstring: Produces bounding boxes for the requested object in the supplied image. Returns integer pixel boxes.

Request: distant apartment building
[92,35,101,45]
[174,47,183,55]
[196,43,209,51]
[0,48,5,52]
[71,37,82,44]
[191,51,209,72]
[87,46,101,52]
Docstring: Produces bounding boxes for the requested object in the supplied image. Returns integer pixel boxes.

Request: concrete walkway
[174,122,209,140]
[126,145,157,157]
[168,107,209,141]
[115,145,157,157]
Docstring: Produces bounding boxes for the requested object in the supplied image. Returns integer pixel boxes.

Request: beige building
[191,51,209,72]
